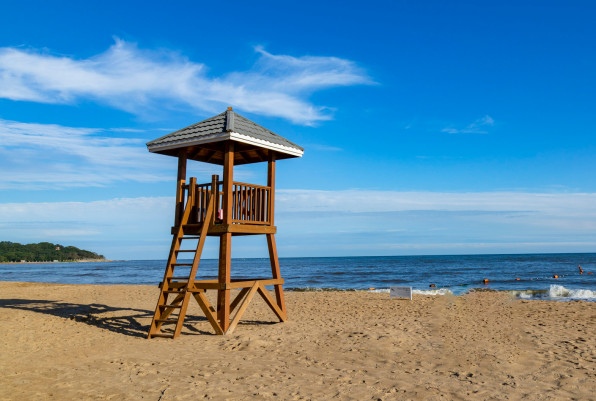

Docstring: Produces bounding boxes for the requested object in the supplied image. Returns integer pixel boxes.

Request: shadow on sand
[0,298,278,338]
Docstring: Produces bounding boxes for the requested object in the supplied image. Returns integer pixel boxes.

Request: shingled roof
[146,109,304,158]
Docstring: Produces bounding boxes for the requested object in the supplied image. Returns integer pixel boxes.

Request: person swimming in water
[578,265,584,274]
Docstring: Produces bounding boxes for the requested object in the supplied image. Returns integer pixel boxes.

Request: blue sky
[1,0,595,259]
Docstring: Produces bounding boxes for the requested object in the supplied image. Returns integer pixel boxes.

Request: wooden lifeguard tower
[145,108,304,338]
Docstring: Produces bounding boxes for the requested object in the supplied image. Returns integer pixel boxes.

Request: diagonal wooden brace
[226,282,260,335]
[193,290,224,335]
[257,283,287,322]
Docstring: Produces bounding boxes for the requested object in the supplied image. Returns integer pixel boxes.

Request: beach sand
[1,282,596,400]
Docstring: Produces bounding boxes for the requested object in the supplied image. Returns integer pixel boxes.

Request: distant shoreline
[0,259,112,265]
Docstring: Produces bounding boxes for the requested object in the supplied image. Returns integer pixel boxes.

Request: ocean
[2,253,596,301]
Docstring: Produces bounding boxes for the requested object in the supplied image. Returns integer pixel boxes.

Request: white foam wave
[549,285,596,299]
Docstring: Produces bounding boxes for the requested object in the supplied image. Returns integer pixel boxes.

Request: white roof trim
[147,131,304,157]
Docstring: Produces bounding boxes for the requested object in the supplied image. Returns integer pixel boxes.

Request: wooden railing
[180,177,271,226]
[232,181,271,225]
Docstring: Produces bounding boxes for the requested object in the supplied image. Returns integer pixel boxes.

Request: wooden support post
[223,141,234,223]
[174,148,187,227]
[217,141,234,333]
[265,150,286,316]
[267,234,286,315]
[211,174,219,226]
[267,151,275,225]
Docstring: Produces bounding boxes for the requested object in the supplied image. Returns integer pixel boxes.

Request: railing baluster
[256,188,260,222]
[266,188,271,224]
[201,186,207,223]
[243,186,247,221]
[252,187,256,221]
[249,186,253,220]
[224,182,273,225]
[253,187,256,221]
[261,188,265,222]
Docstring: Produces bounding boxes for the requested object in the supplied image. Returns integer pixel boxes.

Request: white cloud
[0,119,178,189]
[442,115,495,134]
[276,189,596,217]
[0,39,373,125]
[3,189,596,258]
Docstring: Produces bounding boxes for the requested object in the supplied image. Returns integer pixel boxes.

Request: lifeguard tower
[145,108,304,338]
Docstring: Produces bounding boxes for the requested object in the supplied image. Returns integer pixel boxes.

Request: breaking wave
[548,285,596,299]
[507,285,596,300]
[287,285,595,301]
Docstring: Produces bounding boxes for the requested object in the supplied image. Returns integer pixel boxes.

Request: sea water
[2,253,596,301]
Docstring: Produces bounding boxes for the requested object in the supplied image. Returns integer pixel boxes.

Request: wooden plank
[226,282,259,335]
[228,278,283,289]
[230,219,269,225]
[187,195,214,289]
[243,185,247,220]
[260,189,264,223]
[151,333,174,338]
[233,185,237,220]
[256,188,260,221]
[256,148,269,161]
[154,292,185,332]
[236,151,249,163]
[207,224,277,235]
[257,283,287,322]
[189,278,284,290]
[204,150,217,163]
[148,187,195,338]
[217,232,232,332]
[172,292,192,338]
[267,234,287,315]
[232,181,271,190]
[174,148,187,226]
[230,288,250,313]
[193,291,224,335]
[251,187,256,221]
[223,141,234,224]
[267,152,276,225]
[210,175,218,226]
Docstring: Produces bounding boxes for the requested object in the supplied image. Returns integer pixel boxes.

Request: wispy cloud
[0,39,373,125]
[442,115,494,134]
[0,119,193,189]
[3,190,596,258]
[275,189,596,217]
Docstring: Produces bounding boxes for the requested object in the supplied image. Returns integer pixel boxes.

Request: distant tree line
[0,241,105,262]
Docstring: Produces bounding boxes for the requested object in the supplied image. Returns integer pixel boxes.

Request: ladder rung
[163,290,184,294]
[183,224,203,227]
[170,277,189,280]
[156,319,177,324]
[151,333,174,338]
[172,263,192,266]
[159,304,182,309]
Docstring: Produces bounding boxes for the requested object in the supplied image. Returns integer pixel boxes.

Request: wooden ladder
[147,179,216,339]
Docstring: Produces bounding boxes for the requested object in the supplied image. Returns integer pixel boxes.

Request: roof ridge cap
[225,109,235,132]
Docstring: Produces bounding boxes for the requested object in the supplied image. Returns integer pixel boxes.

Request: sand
[1,282,596,400]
